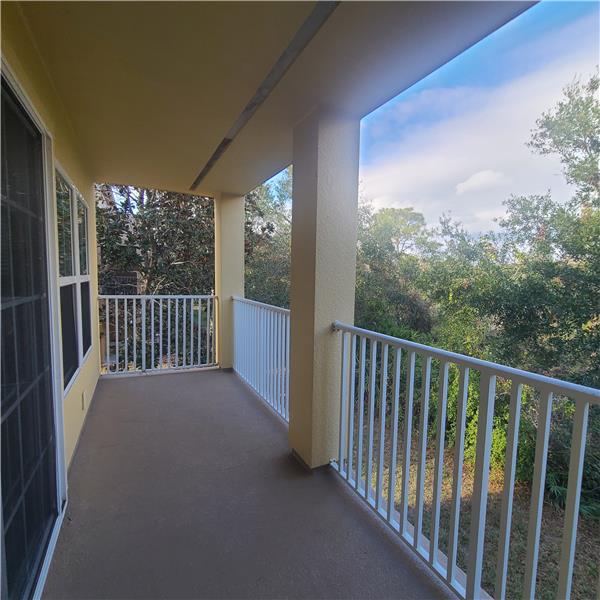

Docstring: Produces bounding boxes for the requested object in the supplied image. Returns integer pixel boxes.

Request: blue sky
[358,1,599,231]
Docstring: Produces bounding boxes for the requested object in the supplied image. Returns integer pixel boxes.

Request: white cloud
[456,170,511,195]
[359,11,598,232]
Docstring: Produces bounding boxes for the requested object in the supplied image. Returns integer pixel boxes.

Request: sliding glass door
[1,77,58,599]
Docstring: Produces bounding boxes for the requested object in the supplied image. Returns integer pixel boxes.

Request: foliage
[528,73,599,207]
[243,71,600,516]
[96,185,214,294]
[244,167,292,308]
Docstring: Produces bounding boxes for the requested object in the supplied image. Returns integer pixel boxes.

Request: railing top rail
[232,295,290,315]
[332,320,600,403]
[99,294,216,299]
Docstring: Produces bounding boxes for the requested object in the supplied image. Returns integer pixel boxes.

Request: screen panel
[59,284,78,387]
[1,77,58,600]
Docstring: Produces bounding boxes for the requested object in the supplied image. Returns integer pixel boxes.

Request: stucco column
[288,109,360,468]
[214,192,245,369]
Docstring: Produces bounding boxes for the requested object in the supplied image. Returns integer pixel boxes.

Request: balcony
[43,369,449,600]
[44,296,600,600]
[2,3,597,599]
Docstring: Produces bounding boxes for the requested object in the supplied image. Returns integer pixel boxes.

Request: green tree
[96,184,214,294]
[244,167,292,307]
[528,72,599,207]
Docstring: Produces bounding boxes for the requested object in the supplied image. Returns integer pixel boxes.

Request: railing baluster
[376,343,389,512]
[414,355,432,553]
[115,298,119,372]
[260,306,263,387]
[151,298,155,369]
[265,307,269,399]
[356,336,367,494]
[285,313,290,420]
[262,308,269,403]
[400,351,416,536]
[167,299,171,367]
[338,331,350,476]
[279,313,284,417]
[269,310,274,408]
[175,298,179,367]
[250,303,253,381]
[182,298,187,368]
[206,297,211,365]
[239,302,244,377]
[253,304,258,398]
[197,298,202,366]
[189,297,194,365]
[347,335,357,486]
[447,366,469,586]
[366,340,378,503]
[278,312,283,417]
[495,381,523,599]
[387,346,401,523]
[274,311,279,414]
[430,361,449,568]
[141,298,146,371]
[271,313,278,412]
[133,298,137,371]
[275,312,281,415]
[466,371,497,599]
[124,298,128,371]
[557,400,589,600]
[252,306,257,392]
[105,297,110,373]
[260,305,263,392]
[159,299,163,369]
[523,390,553,600]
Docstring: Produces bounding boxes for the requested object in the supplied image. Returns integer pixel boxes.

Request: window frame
[55,166,92,393]
[1,55,68,600]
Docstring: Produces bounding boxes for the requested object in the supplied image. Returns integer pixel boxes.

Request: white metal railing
[99,295,216,374]
[232,296,290,422]
[331,320,600,600]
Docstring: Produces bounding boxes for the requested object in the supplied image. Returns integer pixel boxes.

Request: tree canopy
[96,185,214,295]
[243,70,600,515]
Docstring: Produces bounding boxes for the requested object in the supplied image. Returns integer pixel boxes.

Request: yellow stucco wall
[288,109,360,468]
[2,2,100,466]
[214,193,245,369]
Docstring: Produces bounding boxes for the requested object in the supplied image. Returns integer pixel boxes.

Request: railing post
[338,331,350,476]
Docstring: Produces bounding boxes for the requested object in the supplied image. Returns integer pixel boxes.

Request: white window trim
[55,166,93,394]
[1,55,68,600]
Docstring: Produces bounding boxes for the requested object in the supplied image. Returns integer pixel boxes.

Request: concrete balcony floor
[44,370,451,599]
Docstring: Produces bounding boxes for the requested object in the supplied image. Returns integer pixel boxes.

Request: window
[56,174,73,276]
[2,74,58,600]
[56,170,91,388]
[78,198,88,275]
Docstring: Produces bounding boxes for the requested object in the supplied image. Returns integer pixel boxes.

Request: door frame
[1,56,68,599]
